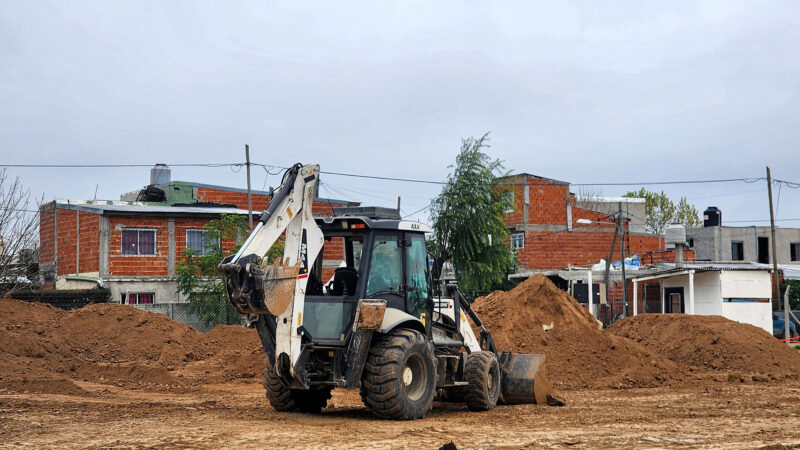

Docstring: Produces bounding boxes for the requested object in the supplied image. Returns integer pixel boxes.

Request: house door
[663,287,684,313]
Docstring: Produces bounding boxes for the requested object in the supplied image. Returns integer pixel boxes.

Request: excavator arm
[219,163,323,379]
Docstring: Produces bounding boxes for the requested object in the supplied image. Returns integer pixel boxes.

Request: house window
[757,237,769,264]
[502,191,515,213]
[123,292,154,305]
[511,232,525,249]
[791,243,800,262]
[122,229,156,255]
[186,229,220,255]
[731,241,744,261]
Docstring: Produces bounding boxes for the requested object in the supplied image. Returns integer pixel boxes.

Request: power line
[571,177,764,187]
[6,161,800,190]
[1,163,241,168]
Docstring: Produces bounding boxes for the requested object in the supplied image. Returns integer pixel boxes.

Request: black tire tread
[464,351,500,411]
[263,365,332,413]
[360,328,436,420]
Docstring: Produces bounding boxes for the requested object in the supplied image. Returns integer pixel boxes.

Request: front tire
[263,365,332,413]
[360,328,436,420]
[464,351,501,411]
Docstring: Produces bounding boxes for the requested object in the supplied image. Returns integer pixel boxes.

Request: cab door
[364,231,432,336]
[404,233,432,335]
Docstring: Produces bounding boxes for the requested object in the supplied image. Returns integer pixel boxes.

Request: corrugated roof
[51,200,250,216]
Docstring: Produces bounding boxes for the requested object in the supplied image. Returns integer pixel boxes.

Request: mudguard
[380,307,426,335]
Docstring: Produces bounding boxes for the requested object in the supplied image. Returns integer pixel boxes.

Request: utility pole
[767,167,784,333]
[619,202,628,317]
[604,220,618,322]
[245,145,253,229]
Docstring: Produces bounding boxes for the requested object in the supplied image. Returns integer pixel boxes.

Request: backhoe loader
[220,163,553,419]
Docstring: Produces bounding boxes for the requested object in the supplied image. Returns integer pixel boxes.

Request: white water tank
[664,224,686,248]
[150,164,171,186]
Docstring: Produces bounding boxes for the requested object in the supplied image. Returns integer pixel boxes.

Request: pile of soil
[471,274,684,389]
[0,299,266,394]
[609,314,800,379]
[181,325,265,384]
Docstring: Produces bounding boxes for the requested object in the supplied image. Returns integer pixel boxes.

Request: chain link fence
[134,301,240,332]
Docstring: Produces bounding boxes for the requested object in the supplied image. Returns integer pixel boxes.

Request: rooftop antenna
[93,184,99,201]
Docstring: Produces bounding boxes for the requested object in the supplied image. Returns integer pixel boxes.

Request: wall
[38,203,102,283]
[196,186,271,210]
[654,269,771,333]
[105,279,186,304]
[720,301,772,334]
[575,198,647,233]
[108,217,170,277]
[688,226,800,263]
[719,270,772,299]
[660,271,723,315]
[498,175,666,272]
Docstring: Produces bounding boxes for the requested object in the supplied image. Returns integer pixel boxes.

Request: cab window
[405,234,429,318]
[366,234,403,296]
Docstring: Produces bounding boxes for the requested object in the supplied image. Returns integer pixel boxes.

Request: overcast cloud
[1,1,799,225]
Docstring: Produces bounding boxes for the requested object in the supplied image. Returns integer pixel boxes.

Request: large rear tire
[464,351,501,411]
[360,328,436,420]
[263,365,332,413]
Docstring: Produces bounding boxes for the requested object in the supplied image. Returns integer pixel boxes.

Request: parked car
[772,311,798,339]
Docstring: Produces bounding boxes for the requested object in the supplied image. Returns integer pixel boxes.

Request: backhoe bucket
[498,352,553,405]
[221,257,299,316]
[259,259,300,316]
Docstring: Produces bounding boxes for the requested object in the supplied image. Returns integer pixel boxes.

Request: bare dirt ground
[3,379,800,449]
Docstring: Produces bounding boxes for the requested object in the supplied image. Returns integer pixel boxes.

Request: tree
[175,214,284,326]
[675,196,702,229]
[0,169,40,295]
[622,188,701,234]
[429,134,515,293]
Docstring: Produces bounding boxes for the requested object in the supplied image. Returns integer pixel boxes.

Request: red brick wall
[516,230,664,271]
[108,217,170,277]
[39,206,55,269]
[196,186,347,216]
[500,179,571,227]
[196,187,271,210]
[45,209,100,275]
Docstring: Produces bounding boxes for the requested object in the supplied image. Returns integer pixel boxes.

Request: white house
[631,262,773,334]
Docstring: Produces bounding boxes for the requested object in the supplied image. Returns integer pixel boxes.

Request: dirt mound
[0,377,88,396]
[0,299,203,392]
[609,314,800,378]
[472,274,684,389]
[183,325,265,383]
[0,298,268,393]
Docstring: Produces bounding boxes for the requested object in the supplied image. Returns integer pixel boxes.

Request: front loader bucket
[498,352,554,405]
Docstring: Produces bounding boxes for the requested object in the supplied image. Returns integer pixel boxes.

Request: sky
[1,1,799,227]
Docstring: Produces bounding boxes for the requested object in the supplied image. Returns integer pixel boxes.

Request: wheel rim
[403,353,427,402]
[488,364,499,399]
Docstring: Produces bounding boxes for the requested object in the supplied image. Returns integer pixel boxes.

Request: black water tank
[703,206,721,227]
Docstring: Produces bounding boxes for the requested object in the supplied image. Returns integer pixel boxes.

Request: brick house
[497,173,692,319]
[39,168,357,305]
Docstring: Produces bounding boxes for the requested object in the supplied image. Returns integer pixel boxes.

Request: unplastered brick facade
[39,184,356,304]
[497,173,694,317]
[498,173,672,270]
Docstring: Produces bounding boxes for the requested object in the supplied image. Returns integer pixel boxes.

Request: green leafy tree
[175,214,284,327]
[429,134,515,293]
[622,188,701,234]
[676,196,702,229]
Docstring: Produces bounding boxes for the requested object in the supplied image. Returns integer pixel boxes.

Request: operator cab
[302,207,433,345]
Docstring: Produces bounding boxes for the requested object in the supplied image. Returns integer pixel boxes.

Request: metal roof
[50,200,251,216]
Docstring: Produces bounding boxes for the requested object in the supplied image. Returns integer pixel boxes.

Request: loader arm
[219,163,323,379]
